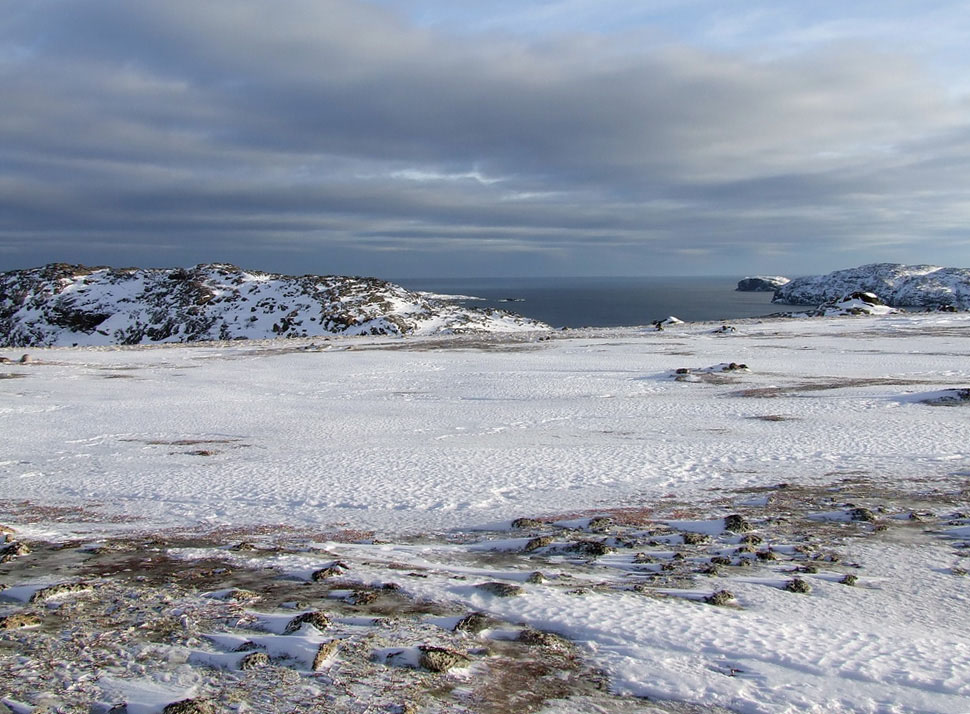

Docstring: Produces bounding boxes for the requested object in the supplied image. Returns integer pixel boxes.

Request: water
[393,276,784,328]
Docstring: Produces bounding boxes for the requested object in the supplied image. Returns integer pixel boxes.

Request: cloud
[2,0,969,276]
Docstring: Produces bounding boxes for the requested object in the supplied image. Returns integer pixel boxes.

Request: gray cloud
[2,0,969,277]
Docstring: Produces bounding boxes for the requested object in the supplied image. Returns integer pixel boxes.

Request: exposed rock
[568,540,614,557]
[840,574,859,586]
[0,540,30,563]
[526,571,546,584]
[522,535,554,553]
[0,263,549,347]
[162,699,216,714]
[517,628,572,650]
[723,514,751,533]
[312,640,342,670]
[475,582,523,597]
[587,516,614,532]
[772,263,970,310]
[283,611,332,634]
[737,276,790,292]
[0,613,42,630]
[682,532,711,546]
[784,578,812,594]
[511,517,543,529]
[311,561,349,581]
[239,652,270,670]
[703,590,735,606]
[712,324,737,334]
[453,612,497,634]
[417,645,471,673]
[29,581,92,602]
[848,507,876,522]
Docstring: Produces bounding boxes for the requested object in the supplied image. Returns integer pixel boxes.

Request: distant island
[772,263,970,309]
[736,276,790,292]
[0,263,549,347]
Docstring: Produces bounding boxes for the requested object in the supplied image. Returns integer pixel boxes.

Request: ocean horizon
[393,275,790,328]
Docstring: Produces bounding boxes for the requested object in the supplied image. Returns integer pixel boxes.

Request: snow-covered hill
[773,263,970,308]
[736,275,789,292]
[0,263,548,347]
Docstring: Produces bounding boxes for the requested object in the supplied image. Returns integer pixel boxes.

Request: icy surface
[2,311,970,712]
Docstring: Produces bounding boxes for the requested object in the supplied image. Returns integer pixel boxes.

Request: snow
[774,262,970,308]
[2,310,970,712]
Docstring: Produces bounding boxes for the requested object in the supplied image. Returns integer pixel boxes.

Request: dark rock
[417,645,471,673]
[737,276,789,292]
[522,535,554,553]
[568,540,614,557]
[453,612,497,634]
[739,533,763,545]
[840,574,859,586]
[587,516,614,532]
[784,578,812,594]
[239,652,270,670]
[756,550,777,561]
[723,514,751,533]
[682,532,710,545]
[311,561,349,581]
[312,639,342,670]
[475,581,523,597]
[0,613,42,630]
[848,507,876,522]
[511,517,543,529]
[29,581,92,602]
[710,556,732,566]
[516,628,571,650]
[526,571,546,584]
[703,590,735,606]
[162,699,216,714]
[283,611,332,635]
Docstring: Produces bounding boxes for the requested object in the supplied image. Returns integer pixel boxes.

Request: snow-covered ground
[2,312,969,713]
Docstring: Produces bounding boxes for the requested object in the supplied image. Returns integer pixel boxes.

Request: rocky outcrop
[0,263,549,347]
[772,263,970,309]
[737,276,790,292]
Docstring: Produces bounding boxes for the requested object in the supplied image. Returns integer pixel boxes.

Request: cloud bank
[2,0,969,276]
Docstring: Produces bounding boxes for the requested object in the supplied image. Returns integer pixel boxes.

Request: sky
[2,0,969,279]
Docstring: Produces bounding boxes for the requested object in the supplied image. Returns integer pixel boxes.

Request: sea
[392,276,792,329]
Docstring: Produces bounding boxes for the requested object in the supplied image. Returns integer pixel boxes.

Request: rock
[312,639,342,670]
[347,589,379,606]
[568,540,614,557]
[475,582,523,597]
[311,561,349,581]
[709,556,732,566]
[18,354,32,364]
[516,628,571,650]
[703,590,735,606]
[737,276,790,292]
[712,324,737,334]
[417,645,470,673]
[848,507,876,522]
[522,535,554,553]
[0,613,42,630]
[587,516,614,532]
[682,532,710,545]
[0,541,30,563]
[230,541,257,551]
[511,517,543,529]
[453,612,496,634]
[239,651,270,670]
[162,699,216,714]
[772,263,970,310]
[739,533,763,545]
[756,550,777,561]
[526,571,546,584]
[840,574,859,586]
[0,263,550,347]
[29,581,92,602]
[723,514,751,533]
[283,611,332,634]
[784,578,812,594]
